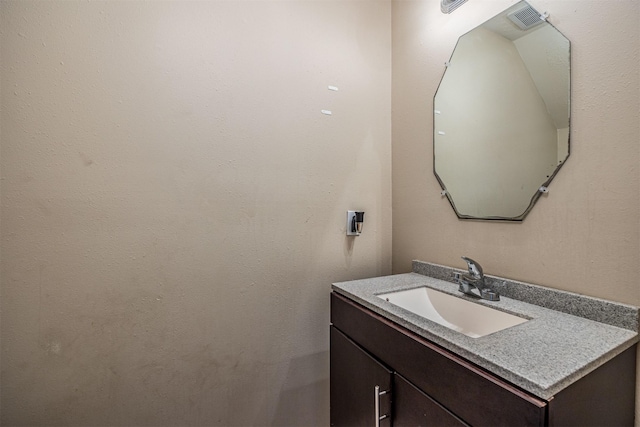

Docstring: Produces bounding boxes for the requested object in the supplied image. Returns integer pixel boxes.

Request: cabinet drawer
[331,292,547,426]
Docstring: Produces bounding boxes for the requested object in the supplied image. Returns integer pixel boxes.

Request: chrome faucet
[454,256,500,301]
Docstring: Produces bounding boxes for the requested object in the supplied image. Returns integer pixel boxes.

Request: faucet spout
[455,257,500,301]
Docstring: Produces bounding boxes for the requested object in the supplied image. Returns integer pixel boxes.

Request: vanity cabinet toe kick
[329,292,637,427]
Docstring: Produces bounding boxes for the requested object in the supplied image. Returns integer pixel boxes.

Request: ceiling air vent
[441,0,468,14]
[507,5,544,30]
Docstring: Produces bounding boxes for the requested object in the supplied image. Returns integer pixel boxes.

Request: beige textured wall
[0,1,391,425]
[392,0,639,421]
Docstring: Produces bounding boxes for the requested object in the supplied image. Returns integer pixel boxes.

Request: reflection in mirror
[434,1,570,221]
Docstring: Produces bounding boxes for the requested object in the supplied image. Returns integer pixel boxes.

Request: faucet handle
[461,256,483,279]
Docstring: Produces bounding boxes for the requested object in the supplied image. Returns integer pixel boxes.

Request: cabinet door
[331,326,393,427]
[393,374,468,427]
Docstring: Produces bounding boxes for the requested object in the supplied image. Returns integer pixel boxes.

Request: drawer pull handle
[374,385,390,427]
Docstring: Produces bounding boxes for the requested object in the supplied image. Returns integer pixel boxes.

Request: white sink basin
[377,286,528,338]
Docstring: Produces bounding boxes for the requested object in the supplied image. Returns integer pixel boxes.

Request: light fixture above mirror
[433,1,570,221]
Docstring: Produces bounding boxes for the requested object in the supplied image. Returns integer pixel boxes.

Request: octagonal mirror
[434,1,570,221]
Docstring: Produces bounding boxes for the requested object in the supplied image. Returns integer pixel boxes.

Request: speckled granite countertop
[332,261,639,400]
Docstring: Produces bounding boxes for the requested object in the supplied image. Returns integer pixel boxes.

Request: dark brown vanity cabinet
[331,326,467,426]
[330,292,637,427]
